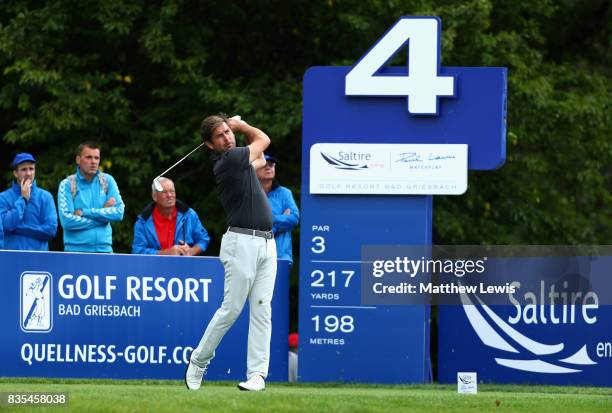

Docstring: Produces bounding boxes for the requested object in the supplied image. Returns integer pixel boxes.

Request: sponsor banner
[0,250,289,381]
[310,143,467,195]
[436,247,611,385]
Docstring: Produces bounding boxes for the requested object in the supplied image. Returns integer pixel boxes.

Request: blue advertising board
[298,17,507,383]
[0,250,289,381]
[439,305,612,386]
[438,252,612,386]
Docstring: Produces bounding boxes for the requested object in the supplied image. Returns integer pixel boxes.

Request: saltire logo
[460,287,596,373]
[320,152,369,170]
[458,374,473,384]
[20,271,53,333]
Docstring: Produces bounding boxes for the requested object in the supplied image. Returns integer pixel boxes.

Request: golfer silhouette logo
[20,272,53,333]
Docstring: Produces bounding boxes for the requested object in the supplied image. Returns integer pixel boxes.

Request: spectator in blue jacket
[132,177,210,255]
[57,141,125,252]
[0,153,58,250]
[256,154,299,265]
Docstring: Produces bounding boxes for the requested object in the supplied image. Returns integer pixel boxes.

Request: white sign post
[457,372,478,394]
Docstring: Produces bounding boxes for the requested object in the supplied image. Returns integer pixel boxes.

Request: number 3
[345,17,455,115]
[311,236,326,254]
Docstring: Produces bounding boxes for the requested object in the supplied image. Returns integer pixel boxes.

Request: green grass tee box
[0,379,610,413]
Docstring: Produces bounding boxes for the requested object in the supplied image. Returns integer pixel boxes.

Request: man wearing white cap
[0,153,57,250]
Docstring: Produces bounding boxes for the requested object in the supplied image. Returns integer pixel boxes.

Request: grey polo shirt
[211,147,273,231]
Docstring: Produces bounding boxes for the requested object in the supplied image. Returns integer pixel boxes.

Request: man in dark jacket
[132,177,209,255]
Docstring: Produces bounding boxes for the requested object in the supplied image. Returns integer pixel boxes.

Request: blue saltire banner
[437,248,612,386]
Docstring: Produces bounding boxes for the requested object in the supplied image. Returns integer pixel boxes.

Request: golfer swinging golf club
[185,113,276,392]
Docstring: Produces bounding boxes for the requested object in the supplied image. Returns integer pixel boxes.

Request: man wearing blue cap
[256,154,300,266]
[0,153,58,250]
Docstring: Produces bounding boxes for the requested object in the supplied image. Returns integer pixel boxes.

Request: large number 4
[345,17,455,115]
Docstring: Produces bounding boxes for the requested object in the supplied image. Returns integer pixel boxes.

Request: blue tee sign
[298,16,507,383]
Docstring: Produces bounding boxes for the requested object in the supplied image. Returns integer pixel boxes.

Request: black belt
[228,226,273,239]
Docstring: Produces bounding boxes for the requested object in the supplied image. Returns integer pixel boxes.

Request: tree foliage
[1,0,610,253]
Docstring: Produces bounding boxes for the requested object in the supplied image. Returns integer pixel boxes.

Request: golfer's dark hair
[76,141,100,156]
[200,113,230,142]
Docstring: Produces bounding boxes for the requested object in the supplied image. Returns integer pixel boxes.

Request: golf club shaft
[156,141,206,178]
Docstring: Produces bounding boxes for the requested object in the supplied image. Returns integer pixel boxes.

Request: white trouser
[191,230,277,379]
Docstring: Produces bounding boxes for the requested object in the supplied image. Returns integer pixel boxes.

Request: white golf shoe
[185,361,207,390]
[237,375,265,391]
